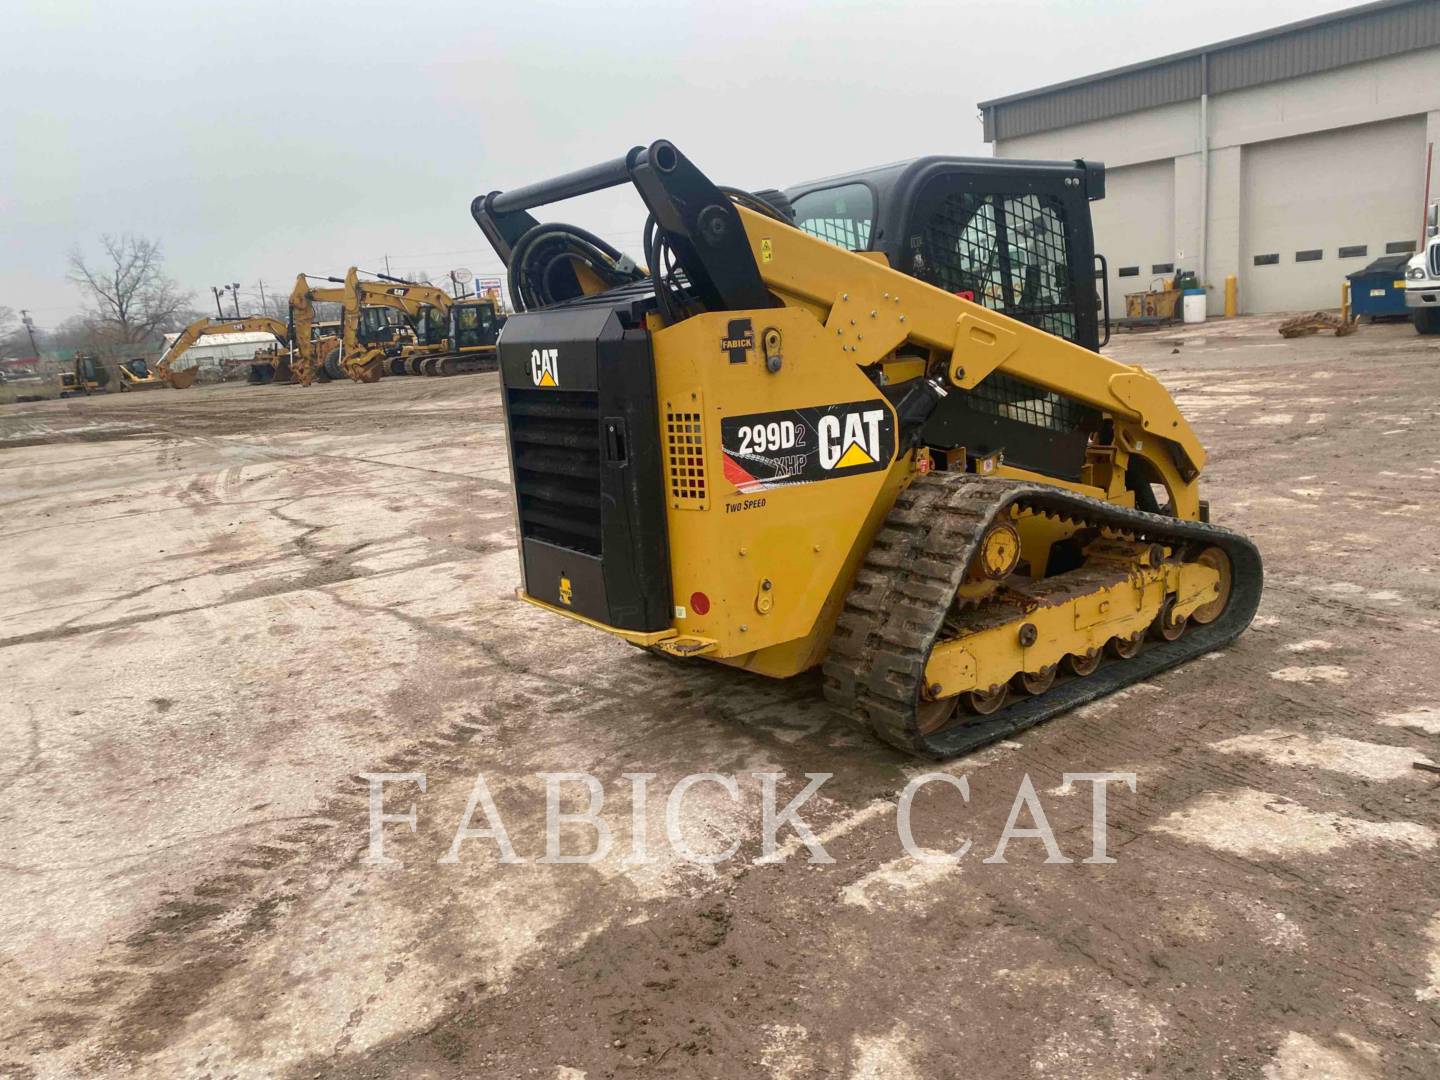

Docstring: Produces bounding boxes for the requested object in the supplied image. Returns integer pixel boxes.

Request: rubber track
[821,474,1264,758]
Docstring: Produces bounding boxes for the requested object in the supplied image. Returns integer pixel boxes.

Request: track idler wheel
[1065,649,1101,677]
[1189,546,1232,625]
[388,357,409,376]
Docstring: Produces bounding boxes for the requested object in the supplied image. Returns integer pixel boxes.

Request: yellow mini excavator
[472,141,1262,757]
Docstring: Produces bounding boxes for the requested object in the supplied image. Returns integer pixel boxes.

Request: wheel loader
[471,140,1262,757]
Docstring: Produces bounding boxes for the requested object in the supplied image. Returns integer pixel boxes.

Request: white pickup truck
[1406,202,1439,335]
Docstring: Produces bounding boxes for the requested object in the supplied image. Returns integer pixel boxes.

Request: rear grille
[507,387,601,555]
[665,401,708,509]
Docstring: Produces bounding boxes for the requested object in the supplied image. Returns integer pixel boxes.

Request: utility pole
[257,279,268,317]
[212,286,225,318]
[231,282,242,318]
[20,310,40,357]
[384,254,392,277]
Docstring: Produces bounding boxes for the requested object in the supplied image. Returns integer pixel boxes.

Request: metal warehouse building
[979,0,1440,315]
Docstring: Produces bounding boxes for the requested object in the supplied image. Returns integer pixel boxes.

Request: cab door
[903,170,1100,352]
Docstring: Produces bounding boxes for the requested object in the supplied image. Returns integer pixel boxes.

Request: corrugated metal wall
[1211,0,1440,91]
[983,0,1440,142]
[983,59,1201,142]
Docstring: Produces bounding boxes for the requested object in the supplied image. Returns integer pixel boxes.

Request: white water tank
[1182,289,1207,324]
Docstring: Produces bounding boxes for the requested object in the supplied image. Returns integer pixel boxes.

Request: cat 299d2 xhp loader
[472,141,1262,757]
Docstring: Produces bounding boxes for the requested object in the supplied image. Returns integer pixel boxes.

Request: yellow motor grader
[471,140,1262,757]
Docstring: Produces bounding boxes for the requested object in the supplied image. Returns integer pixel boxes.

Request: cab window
[917,187,1077,343]
[792,183,874,251]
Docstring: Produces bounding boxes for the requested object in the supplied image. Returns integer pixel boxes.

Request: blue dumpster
[1347,254,1413,318]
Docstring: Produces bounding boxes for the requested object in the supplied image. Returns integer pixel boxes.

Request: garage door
[1241,116,1426,314]
[1091,159,1176,318]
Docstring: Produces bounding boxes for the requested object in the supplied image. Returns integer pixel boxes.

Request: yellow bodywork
[518,205,1210,685]
[157,315,290,388]
[290,270,502,383]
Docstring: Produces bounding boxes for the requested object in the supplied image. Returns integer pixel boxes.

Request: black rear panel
[508,387,603,552]
[499,304,671,632]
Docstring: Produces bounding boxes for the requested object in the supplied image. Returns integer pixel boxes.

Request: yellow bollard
[1224,275,1238,318]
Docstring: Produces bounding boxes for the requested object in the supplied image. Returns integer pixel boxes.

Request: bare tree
[49,314,107,357]
[67,234,195,355]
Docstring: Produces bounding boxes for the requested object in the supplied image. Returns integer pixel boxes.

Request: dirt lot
[2,316,1438,1079]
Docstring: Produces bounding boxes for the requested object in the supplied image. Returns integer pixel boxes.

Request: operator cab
[786,156,1107,352]
[357,306,408,346]
[450,298,503,351]
[412,306,448,348]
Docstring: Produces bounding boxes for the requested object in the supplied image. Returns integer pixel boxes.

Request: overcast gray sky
[2,0,1358,332]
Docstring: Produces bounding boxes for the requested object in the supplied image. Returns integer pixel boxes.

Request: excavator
[471,140,1263,757]
[289,268,428,384]
[304,271,505,379]
[156,316,294,388]
[382,285,504,377]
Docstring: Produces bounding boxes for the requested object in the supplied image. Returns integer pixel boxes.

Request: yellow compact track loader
[58,353,165,394]
[472,141,1262,757]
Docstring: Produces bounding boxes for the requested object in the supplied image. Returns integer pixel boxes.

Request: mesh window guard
[920,191,1077,343]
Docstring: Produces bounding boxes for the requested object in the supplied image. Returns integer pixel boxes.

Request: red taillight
[689,591,711,616]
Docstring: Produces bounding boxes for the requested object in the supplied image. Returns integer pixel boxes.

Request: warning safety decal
[720,399,896,493]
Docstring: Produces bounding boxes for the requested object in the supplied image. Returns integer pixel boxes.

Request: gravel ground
[2,315,1438,1079]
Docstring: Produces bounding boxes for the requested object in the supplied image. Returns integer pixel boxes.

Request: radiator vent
[507,387,602,555]
[665,402,708,509]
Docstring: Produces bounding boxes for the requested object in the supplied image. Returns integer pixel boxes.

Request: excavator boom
[157,315,291,388]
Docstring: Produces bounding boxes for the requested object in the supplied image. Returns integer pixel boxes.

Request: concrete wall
[993,46,1440,315]
[1092,160,1177,306]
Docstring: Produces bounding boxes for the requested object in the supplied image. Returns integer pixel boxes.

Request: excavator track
[822,474,1263,758]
